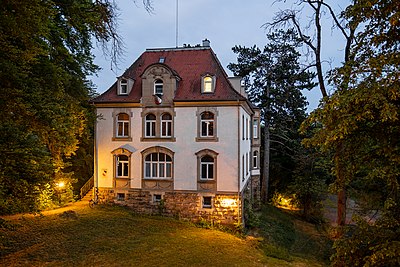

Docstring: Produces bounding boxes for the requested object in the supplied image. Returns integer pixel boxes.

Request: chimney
[202,39,210,47]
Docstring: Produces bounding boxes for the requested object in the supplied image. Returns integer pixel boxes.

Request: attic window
[154,79,163,95]
[120,79,128,95]
[202,75,215,93]
[159,57,165,63]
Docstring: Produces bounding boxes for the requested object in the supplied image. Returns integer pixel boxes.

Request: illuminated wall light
[220,198,237,208]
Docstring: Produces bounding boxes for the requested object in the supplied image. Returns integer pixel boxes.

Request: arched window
[154,79,163,95]
[196,149,218,187]
[145,113,156,137]
[202,75,215,93]
[203,76,213,93]
[161,113,172,137]
[253,150,258,169]
[200,155,214,180]
[116,155,129,178]
[200,112,214,137]
[144,152,172,179]
[116,113,129,137]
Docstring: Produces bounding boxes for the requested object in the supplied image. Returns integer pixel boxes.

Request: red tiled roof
[92,47,246,103]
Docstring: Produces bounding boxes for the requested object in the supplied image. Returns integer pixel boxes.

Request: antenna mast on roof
[175,0,179,47]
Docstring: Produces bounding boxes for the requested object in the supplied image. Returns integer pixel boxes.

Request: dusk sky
[91,0,350,111]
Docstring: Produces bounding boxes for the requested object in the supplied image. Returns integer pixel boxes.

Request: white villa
[91,40,260,225]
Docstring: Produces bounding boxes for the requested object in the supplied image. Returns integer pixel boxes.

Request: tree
[301,0,399,264]
[228,29,315,203]
[267,0,359,227]
[0,0,135,214]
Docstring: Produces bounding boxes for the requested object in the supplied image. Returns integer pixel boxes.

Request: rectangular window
[161,121,172,137]
[145,163,151,178]
[166,163,172,178]
[146,121,156,137]
[117,193,125,201]
[117,155,129,178]
[253,119,258,139]
[202,196,212,208]
[153,194,162,202]
[242,115,245,140]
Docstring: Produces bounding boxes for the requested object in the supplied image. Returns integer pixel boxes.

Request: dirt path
[1,199,89,221]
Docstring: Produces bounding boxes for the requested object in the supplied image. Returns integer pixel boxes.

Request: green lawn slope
[1,201,330,266]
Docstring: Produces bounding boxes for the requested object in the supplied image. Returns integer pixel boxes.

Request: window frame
[253,119,259,139]
[154,79,164,95]
[202,196,213,209]
[253,150,259,169]
[200,155,215,181]
[196,149,218,191]
[112,111,132,141]
[116,154,129,178]
[144,152,173,179]
[200,112,214,138]
[116,113,129,138]
[161,113,172,138]
[120,79,128,95]
[201,75,215,94]
[142,147,174,181]
[145,113,156,138]
[141,109,176,142]
[196,107,218,142]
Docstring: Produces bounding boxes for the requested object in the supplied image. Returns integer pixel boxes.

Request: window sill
[112,137,132,142]
[198,179,216,183]
[141,137,176,142]
[195,137,219,142]
[143,178,173,181]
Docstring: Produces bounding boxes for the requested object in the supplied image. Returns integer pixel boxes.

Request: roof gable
[92,46,245,103]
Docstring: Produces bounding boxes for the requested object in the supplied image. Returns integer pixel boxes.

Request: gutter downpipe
[237,100,242,227]
[93,107,99,200]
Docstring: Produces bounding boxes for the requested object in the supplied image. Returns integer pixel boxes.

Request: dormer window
[202,75,215,93]
[120,79,128,94]
[117,77,133,95]
[154,79,163,95]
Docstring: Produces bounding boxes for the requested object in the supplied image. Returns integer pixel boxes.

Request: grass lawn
[1,201,330,266]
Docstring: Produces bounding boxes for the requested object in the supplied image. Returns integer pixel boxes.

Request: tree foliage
[301,0,400,265]
[0,0,121,214]
[228,29,316,204]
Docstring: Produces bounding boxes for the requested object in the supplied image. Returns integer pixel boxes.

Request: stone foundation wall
[98,188,240,225]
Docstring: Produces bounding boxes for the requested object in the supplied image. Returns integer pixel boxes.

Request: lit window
[253,151,258,169]
[203,76,213,93]
[116,155,129,178]
[253,119,258,139]
[200,112,214,137]
[202,75,215,93]
[120,79,128,95]
[116,113,129,137]
[161,113,172,137]
[144,152,172,179]
[154,79,163,95]
[202,196,212,208]
[200,155,214,180]
[145,114,156,137]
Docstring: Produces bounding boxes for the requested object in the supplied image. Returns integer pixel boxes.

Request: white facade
[92,43,260,224]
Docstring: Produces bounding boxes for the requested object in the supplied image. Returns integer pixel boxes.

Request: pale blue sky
[91,0,350,111]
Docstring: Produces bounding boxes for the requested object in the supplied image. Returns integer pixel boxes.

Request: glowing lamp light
[220,198,237,208]
[57,181,65,189]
